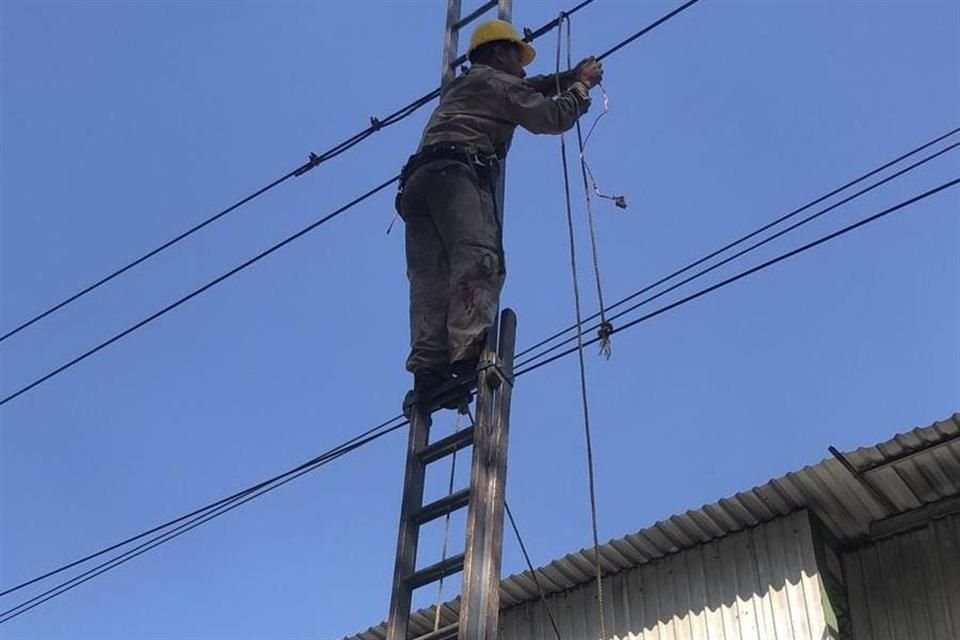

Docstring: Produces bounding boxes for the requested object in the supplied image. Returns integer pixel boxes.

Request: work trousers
[398,159,505,374]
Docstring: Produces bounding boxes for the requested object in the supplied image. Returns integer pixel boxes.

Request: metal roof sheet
[345,412,960,640]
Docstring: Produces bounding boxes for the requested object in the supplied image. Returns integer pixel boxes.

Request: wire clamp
[597,321,614,359]
[295,152,322,177]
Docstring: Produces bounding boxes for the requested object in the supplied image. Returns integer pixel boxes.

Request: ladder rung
[419,426,474,465]
[415,488,470,525]
[452,0,498,30]
[407,553,465,590]
[415,622,459,640]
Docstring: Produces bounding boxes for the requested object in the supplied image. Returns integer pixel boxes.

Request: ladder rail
[388,2,514,638]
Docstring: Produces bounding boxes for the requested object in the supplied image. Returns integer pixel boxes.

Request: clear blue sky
[1,1,957,638]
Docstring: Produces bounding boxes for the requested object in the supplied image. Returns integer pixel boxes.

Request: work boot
[450,356,480,379]
[414,368,448,401]
[403,367,469,416]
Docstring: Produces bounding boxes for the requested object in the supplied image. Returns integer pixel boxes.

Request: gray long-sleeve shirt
[417,64,591,157]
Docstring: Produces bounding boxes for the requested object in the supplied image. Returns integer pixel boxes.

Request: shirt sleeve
[524,70,577,97]
[498,77,591,135]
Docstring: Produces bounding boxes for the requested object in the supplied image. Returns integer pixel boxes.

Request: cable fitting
[597,321,614,359]
[295,152,322,177]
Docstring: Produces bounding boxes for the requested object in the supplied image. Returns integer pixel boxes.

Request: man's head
[468,20,535,78]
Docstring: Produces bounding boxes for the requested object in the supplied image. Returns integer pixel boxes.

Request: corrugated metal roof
[844,512,960,640]
[346,413,960,640]
[498,512,836,640]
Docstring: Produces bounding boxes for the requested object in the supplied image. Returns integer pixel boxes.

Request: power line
[516,177,960,377]
[0,415,407,600]
[0,1,598,346]
[0,0,706,408]
[0,416,408,623]
[0,177,398,407]
[517,137,960,370]
[514,126,960,364]
[596,0,701,62]
[4,176,954,622]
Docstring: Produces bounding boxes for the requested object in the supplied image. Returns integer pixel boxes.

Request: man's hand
[574,56,603,88]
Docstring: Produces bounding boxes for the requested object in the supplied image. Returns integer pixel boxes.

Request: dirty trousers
[399,159,505,374]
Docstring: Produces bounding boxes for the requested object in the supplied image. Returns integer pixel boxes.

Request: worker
[397,19,604,409]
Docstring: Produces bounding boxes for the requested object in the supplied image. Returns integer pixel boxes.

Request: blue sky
[1,1,957,638]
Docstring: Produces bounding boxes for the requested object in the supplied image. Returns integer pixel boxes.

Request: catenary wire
[0,0,599,345]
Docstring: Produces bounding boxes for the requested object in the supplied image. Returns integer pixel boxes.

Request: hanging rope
[433,411,466,632]
[566,18,621,359]
[555,14,607,640]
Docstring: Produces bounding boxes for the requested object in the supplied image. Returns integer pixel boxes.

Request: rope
[566,17,615,360]
[505,501,563,640]
[433,412,466,632]
[555,14,606,640]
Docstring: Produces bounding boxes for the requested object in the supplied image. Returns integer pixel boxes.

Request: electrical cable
[0,414,406,600]
[0,1,599,345]
[516,177,960,377]
[0,0,709,409]
[514,126,960,363]
[0,416,408,623]
[0,177,399,407]
[516,139,960,371]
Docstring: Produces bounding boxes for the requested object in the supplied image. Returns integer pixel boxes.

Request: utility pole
[385,3,515,639]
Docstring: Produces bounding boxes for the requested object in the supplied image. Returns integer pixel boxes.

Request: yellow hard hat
[469,19,536,66]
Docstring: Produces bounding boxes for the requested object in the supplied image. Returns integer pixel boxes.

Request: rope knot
[597,321,614,359]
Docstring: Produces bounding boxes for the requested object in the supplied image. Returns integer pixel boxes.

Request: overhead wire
[0,415,409,624]
[11,0,952,623]
[0,0,599,346]
[3,175,956,622]
[516,177,960,377]
[0,1,716,608]
[514,126,960,364]
[516,137,960,371]
[0,0,709,409]
[0,177,399,407]
[0,414,406,600]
